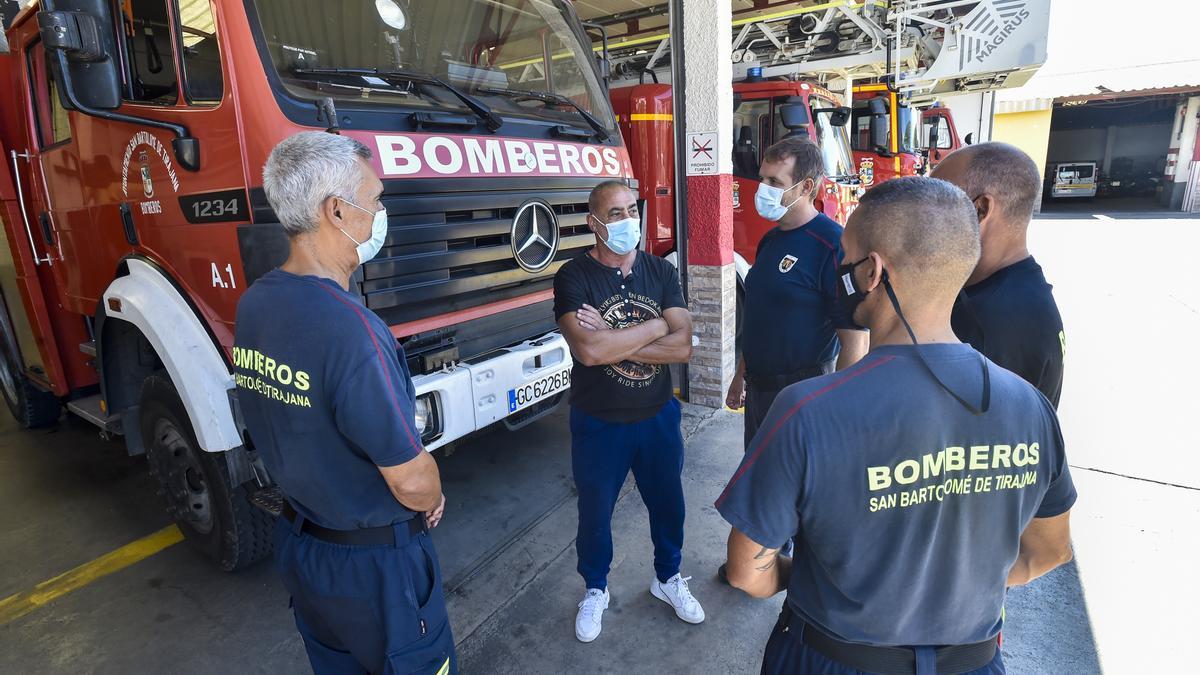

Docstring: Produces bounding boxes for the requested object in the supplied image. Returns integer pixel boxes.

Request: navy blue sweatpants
[273,516,456,675]
[760,609,1006,675]
[571,398,686,590]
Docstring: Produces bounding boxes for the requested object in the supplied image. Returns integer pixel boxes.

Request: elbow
[575,347,602,368]
[727,566,773,599]
[1054,545,1074,568]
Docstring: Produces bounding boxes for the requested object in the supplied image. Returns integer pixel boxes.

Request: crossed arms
[558,304,693,367]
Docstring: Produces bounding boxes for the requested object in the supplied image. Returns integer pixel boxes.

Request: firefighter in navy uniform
[725,137,868,449]
[718,178,1077,675]
[235,132,454,675]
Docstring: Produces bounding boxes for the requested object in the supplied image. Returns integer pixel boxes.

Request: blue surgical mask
[593,214,641,255]
[338,198,389,265]
[755,180,809,221]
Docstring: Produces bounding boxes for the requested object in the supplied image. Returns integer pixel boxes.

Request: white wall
[940,91,995,144]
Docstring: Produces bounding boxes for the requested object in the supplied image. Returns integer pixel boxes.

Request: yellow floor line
[0,524,184,626]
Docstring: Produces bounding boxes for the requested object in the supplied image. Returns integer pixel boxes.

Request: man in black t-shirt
[553,181,704,643]
[932,143,1066,406]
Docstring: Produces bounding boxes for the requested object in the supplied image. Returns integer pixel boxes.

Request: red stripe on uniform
[715,355,897,507]
[804,229,836,251]
[314,283,422,456]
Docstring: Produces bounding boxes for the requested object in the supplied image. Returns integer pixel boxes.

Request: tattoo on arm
[753,545,780,572]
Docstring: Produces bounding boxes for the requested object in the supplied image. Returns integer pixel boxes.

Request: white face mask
[592,214,641,255]
[755,179,810,221]
[338,198,389,265]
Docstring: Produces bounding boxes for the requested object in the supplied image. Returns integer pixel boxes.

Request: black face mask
[837,255,991,415]
[835,256,874,330]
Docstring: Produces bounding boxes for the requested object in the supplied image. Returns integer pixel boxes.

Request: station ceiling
[572,0,836,44]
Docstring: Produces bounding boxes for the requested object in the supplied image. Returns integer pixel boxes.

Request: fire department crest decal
[779,254,798,273]
[138,150,155,198]
[859,157,875,187]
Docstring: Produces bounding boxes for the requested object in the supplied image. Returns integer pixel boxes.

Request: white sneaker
[575,588,610,642]
[650,574,705,624]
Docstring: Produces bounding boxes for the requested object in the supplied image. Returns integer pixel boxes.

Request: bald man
[716,178,1076,675]
[554,181,705,643]
[932,143,1066,407]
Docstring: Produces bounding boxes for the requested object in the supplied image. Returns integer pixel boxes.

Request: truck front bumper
[411,331,572,450]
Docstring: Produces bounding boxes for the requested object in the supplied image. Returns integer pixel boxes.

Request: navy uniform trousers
[571,398,686,590]
[760,609,1006,675]
[273,515,456,675]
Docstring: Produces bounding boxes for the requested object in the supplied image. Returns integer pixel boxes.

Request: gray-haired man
[235,132,455,674]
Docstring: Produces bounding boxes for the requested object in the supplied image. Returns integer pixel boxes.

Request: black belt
[745,361,834,390]
[778,605,997,675]
[281,501,423,547]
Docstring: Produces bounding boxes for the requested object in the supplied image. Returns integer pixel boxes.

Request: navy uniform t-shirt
[553,250,687,423]
[233,269,423,530]
[717,343,1077,647]
[742,214,858,378]
[952,256,1065,407]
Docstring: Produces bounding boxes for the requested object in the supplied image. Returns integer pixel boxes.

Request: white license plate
[508,367,571,414]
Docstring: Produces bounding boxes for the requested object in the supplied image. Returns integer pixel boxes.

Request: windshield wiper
[291,68,503,132]
[477,87,610,141]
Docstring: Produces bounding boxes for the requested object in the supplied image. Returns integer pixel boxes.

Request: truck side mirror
[37,2,120,110]
[867,98,887,116]
[964,132,975,146]
[829,106,851,127]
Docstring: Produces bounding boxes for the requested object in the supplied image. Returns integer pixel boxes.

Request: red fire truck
[0,0,630,569]
[610,78,860,278]
[850,83,964,187]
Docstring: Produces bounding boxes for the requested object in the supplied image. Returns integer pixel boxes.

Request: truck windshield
[251,0,615,131]
[811,94,854,179]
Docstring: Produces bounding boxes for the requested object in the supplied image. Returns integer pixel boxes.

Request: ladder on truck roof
[593,0,1049,97]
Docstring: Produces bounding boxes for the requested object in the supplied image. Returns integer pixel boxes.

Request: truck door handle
[8,150,51,266]
[38,212,55,246]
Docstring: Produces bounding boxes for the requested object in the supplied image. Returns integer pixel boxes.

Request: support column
[672,0,734,409]
[1165,96,1200,210]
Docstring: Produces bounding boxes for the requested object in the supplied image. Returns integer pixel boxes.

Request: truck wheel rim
[153,417,214,534]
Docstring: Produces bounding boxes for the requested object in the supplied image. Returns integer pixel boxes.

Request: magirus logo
[959,0,1032,68]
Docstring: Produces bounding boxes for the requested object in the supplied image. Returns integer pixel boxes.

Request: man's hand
[576,304,610,332]
[726,374,745,410]
[725,357,747,409]
[425,493,446,529]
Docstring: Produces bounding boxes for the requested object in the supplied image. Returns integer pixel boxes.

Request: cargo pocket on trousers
[384,606,453,675]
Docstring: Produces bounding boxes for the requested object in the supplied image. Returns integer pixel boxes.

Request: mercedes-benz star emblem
[511,201,560,273]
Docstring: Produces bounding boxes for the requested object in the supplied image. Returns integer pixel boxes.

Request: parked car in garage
[1052,162,1099,199]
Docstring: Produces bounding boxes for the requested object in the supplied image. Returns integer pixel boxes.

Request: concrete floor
[2,210,1198,673]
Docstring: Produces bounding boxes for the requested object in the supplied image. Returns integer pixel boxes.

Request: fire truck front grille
[360,188,593,327]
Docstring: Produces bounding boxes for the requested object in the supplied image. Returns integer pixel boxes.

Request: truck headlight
[413,394,441,445]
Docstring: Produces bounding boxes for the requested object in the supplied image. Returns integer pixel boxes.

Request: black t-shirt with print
[554,250,688,423]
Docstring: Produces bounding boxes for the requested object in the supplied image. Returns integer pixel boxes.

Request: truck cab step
[79,340,97,357]
[249,486,283,517]
[66,394,121,434]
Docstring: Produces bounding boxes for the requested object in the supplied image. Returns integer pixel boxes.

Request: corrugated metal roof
[996,59,1200,103]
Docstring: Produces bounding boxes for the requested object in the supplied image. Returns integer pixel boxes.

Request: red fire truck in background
[850,82,964,187]
[610,77,860,277]
[0,0,629,570]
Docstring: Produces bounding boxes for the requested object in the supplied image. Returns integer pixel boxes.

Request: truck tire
[0,338,60,428]
[140,372,272,571]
